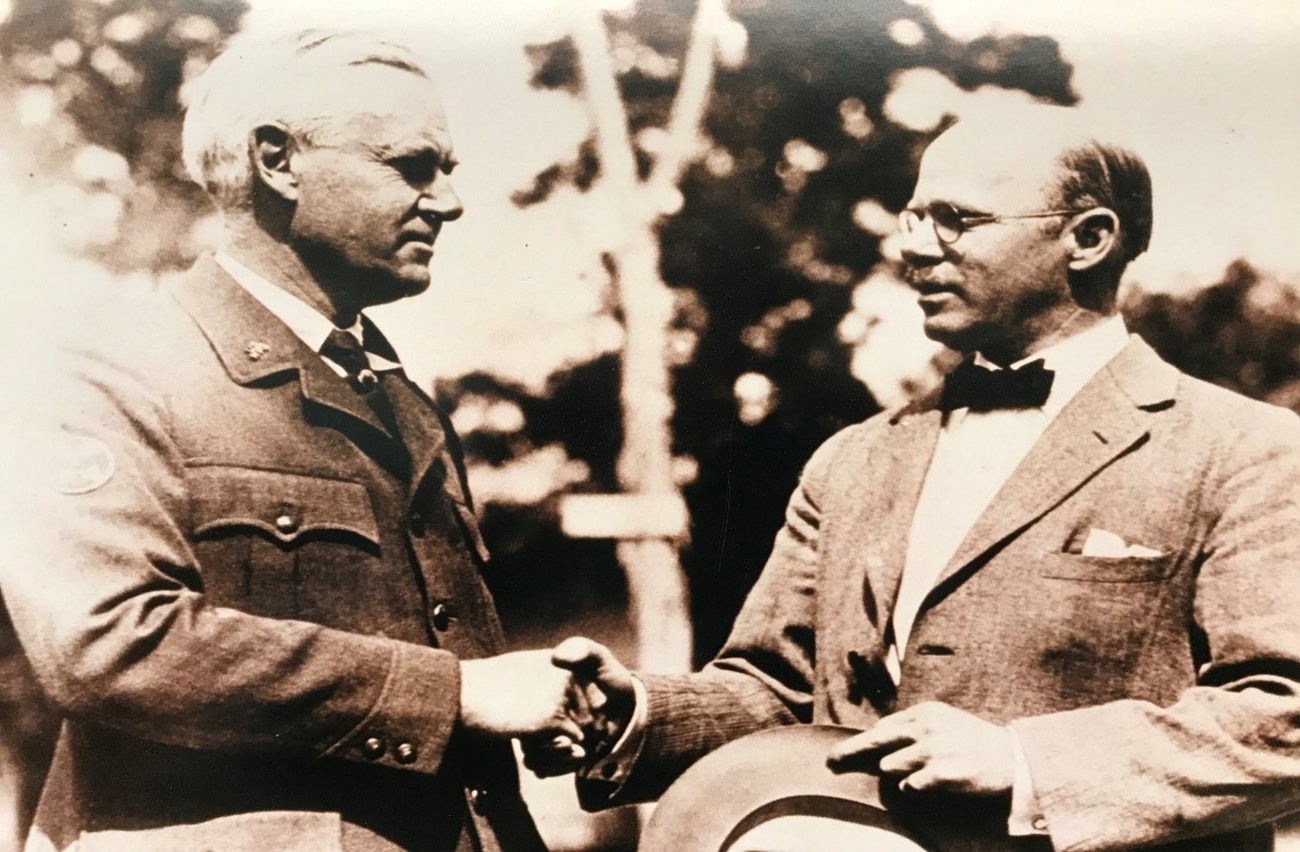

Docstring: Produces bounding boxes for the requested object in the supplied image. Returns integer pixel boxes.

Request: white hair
[182,29,433,209]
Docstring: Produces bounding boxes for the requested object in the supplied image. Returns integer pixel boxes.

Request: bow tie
[939,358,1055,412]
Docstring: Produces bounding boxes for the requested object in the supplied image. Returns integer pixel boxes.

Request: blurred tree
[0,0,243,274]
[1125,262,1300,414]
[491,0,1078,663]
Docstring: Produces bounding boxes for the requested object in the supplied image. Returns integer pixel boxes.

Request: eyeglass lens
[900,203,965,243]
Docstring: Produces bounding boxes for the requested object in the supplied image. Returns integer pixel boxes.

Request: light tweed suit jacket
[591,337,1300,852]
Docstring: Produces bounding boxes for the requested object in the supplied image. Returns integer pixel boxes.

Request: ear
[249,123,299,203]
[1064,208,1120,273]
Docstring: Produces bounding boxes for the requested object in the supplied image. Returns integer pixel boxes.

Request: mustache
[397,226,440,246]
[903,266,962,293]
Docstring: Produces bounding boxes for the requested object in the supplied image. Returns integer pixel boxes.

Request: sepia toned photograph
[1,1,1299,850]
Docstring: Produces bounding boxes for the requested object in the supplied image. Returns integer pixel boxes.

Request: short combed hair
[941,105,1154,291]
[182,29,433,209]
[1054,138,1154,271]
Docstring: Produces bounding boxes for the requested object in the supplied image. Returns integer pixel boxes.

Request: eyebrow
[369,141,454,163]
[908,197,989,216]
[948,201,993,216]
[349,56,429,79]
[934,195,995,215]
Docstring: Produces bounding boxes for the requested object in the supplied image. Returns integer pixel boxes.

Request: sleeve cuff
[1006,725,1049,836]
[582,675,648,787]
[322,642,461,775]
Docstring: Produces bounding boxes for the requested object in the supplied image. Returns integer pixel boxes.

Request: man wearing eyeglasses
[548,105,1300,851]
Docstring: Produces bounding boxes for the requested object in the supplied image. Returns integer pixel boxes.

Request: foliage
[0,0,242,273]
[1125,262,1300,413]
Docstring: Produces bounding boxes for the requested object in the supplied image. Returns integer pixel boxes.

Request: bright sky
[238,1,1300,385]
[915,0,1300,291]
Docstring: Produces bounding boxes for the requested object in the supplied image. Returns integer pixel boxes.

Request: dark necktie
[320,328,402,437]
[939,358,1055,412]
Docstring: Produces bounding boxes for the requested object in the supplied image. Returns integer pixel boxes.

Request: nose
[418,173,463,222]
[898,219,944,270]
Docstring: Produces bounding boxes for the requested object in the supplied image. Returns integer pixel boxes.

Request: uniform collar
[214,252,401,372]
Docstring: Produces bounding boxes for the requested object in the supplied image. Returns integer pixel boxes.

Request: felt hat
[640,724,935,851]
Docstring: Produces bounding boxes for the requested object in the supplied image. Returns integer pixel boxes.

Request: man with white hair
[0,29,580,852]
[551,105,1300,851]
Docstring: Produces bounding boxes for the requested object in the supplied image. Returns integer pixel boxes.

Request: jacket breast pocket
[187,466,380,622]
[1038,552,1177,583]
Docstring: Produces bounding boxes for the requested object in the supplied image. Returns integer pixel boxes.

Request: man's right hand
[458,649,590,742]
[521,637,637,778]
[553,636,636,743]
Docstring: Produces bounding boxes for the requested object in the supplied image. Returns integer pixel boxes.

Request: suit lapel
[383,375,491,562]
[853,408,943,628]
[383,374,448,504]
[297,359,393,443]
[168,255,394,444]
[926,338,1178,600]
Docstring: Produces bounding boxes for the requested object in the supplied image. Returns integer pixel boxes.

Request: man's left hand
[826,701,1014,795]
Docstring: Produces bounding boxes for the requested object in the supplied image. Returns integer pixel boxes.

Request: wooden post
[566,0,728,673]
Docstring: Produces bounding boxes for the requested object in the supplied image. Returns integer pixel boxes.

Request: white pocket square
[1079,528,1165,559]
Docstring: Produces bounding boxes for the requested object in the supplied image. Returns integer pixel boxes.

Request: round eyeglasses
[899,202,1080,245]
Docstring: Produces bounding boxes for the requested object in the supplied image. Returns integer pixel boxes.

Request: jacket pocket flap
[1039,552,1176,583]
[188,466,379,547]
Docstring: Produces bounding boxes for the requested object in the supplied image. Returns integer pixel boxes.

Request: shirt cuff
[581,675,648,786]
[1007,725,1050,836]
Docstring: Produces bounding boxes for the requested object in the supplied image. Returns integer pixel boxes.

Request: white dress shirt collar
[213,252,401,373]
[968,313,1130,420]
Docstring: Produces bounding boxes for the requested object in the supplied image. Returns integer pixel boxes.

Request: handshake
[458,636,636,778]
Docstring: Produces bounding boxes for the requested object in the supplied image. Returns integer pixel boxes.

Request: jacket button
[394,741,418,765]
[360,736,386,760]
[469,788,490,815]
[274,513,298,534]
[431,602,452,631]
[1032,817,1049,832]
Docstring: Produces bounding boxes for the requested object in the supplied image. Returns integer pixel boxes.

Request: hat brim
[640,724,934,852]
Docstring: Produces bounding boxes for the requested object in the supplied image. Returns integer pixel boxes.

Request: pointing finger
[826,719,916,772]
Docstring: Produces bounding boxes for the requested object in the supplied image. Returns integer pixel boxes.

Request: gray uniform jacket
[2,257,544,852]
[587,339,1300,852]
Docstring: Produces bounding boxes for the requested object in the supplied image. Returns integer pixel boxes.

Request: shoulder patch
[51,434,116,495]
